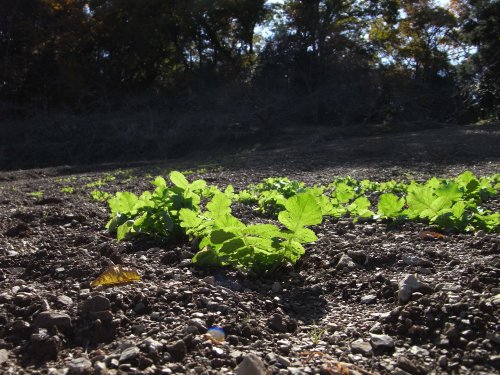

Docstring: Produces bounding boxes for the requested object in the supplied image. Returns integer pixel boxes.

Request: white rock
[361,294,377,304]
[409,345,429,356]
[0,349,9,365]
[490,294,500,307]
[213,347,224,356]
[402,255,432,267]
[398,274,432,304]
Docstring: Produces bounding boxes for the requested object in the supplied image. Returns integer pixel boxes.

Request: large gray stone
[165,340,186,361]
[268,314,287,333]
[67,357,92,375]
[119,346,140,363]
[361,294,377,304]
[350,340,373,357]
[397,356,420,375]
[370,334,395,351]
[237,353,266,375]
[93,361,108,375]
[188,318,207,334]
[33,311,72,329]
[57,295,74,306]
[82,294,110,313]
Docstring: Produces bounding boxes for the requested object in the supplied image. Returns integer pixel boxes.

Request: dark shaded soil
[0,124,499,374]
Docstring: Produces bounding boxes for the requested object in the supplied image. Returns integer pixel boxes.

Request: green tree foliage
[0,0,496,122]
[367,0,459,121]
[0,0,92,108]
[0,0,268,108]
[370,0,457,80]
[283,0,369,85]
[453,0,500,120]
[256,0,378,123]
[88,0,188,87]
[86,0,267,88]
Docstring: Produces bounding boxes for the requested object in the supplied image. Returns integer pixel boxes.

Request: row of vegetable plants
[104,171,500,272]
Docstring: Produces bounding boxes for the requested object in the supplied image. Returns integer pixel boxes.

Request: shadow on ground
[1,123,499,179]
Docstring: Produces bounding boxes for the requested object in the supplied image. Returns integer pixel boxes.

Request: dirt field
[0,124,499,374]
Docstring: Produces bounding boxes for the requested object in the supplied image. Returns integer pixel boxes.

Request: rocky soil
[0,124,499,374]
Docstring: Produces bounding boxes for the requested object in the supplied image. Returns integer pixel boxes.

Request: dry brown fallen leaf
[299,352,377,375]
[419,230,446,240]
[324,361,378,375]
[90,265,141,288]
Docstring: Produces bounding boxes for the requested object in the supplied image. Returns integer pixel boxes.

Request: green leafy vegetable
[106,171,213,241]
[278,193,323,232]
[182,192,323,273]
[378,193,405,218]
[105,170,499,273]
[90,190,112,202]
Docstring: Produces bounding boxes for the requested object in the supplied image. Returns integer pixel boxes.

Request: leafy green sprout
[309,321,327,346]
[181,191,323,273]
[90,190,112,202]
[60,186,75,194]
[55,176,76,183]
[28,191,44,198]
[242,314,252,324]
[114,169,136,183]
[123,176,136,183]
[115,168,134,176]
[84,174,116,188]
[181,167,208,175]
[106,171,210,241]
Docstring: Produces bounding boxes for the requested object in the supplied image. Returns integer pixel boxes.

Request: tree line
[1,0,498,123]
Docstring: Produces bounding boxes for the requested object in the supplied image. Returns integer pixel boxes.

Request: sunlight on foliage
[28,191,44,198]
[90,190,112,202]
[105,171,499,273]
[60,186,75,194]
